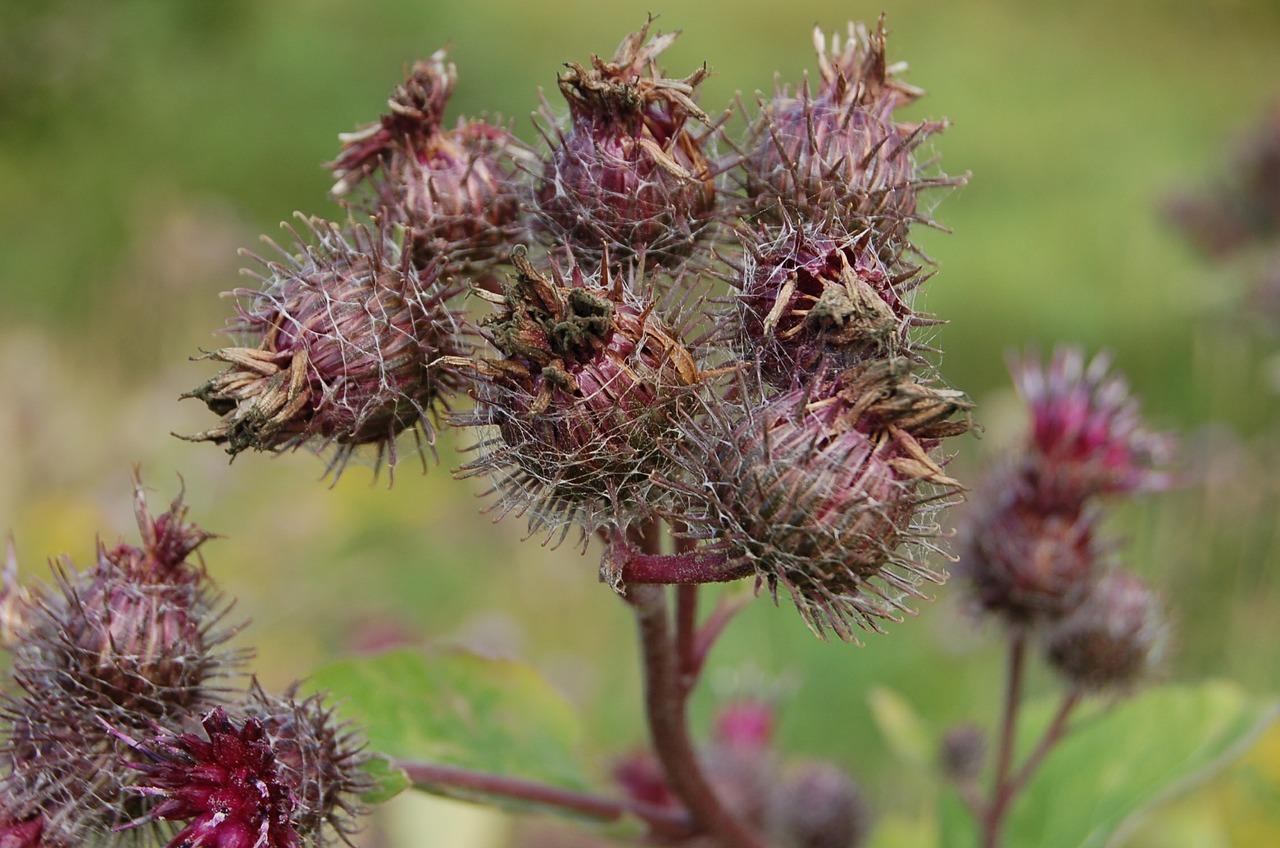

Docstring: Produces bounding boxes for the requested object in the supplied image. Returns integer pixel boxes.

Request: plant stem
[1007,689,1082,798]
[675,584,699,695]
[621,548,753,585]
[394,759,696,840]
[983,627,1027,848]
[628,583,770,848]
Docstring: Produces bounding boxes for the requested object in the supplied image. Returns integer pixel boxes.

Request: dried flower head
[1012,348,1175,508]
[660,366,969,639]
[533,18,719,268]
[453,247,701,541]
[182,216,468,477]
[742,18,959,244]
[1044,570,1167,692]
[1,478,243,845]
[330,49,530,275]
[731,217,926,386]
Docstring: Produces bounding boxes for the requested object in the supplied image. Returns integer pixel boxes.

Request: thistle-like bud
[1,479,243,845]
[182,217,467,476]
[117,707,301,848]
[957,465,1102,624]
[939,723,987,783]
[1044,570,1167,692]
[661,362,970,639]
[742,18,959,244]
[769,762,872,848]
[245,684,372,845]
[117,685,371,848]
[533,19,719,268]
[1012,348,1175,510]
[1164,102,1280,259]
[732,216,926,385]
[330,49,530,275]
[453,247,701,542]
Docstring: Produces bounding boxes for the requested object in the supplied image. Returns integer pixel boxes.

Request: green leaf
[308,647,592,813]
[867,686,934,769]
[360,754,411,804]
[939,680,1280,848]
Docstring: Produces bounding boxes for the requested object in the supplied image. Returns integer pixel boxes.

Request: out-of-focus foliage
[2,0,1279,845]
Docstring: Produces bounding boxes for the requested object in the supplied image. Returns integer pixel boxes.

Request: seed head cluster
[184,17,970,638]
[958,349,1174,690]
[0,478,370,847]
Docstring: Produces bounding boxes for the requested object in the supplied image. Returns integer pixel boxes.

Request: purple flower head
[742,18,961,245]
[1164,102,1280,259]
[957,464,1103,625]
[1012,348,1175,507]
[661,362,970,640]
[1,477,243,845]
[330,49,530,276]
[123,707,301,848]
[0,810,46,848]
[453,247,702,543]
[733,215,926,386]
[183,216,468,477]
[1044,569,1167,692]
[533,18,719,268]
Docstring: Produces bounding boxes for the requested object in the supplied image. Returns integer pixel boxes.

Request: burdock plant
[4,16,1263,848]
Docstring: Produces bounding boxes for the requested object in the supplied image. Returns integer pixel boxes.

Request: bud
[743,18,959,245]
[940,723,987,783]
[183,217,468,476]
[117,707,302,848]
[330,49,530,275]
[769,762,872,848]
[613,749,681,812]
[453,247,701,541]
[1,478,242,844]
[1011,348,1175,508]
[957,466,1101,624]
[1044,570,1167,692]
[533,18,719,268]
[1164,102,1280,258]
[733,217,925,386]
[662,364,969,640]
[117,684,370,848]
[713,699,776,756]
[245,684,372,845]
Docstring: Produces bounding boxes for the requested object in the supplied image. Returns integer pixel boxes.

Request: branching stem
[628,582,770,848]
[394,759,696,840]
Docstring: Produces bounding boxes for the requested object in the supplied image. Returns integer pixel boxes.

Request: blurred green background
[3,0,1280,845]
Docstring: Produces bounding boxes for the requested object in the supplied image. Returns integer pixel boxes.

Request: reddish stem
[983,628,1027,848]
[621,549,753,584]
[394,758,696,840]
[675,584,700,695]
[1007,690,1082,798]
[628,583,770,848]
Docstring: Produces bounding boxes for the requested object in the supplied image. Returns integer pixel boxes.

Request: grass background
[2,0,1279,844]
